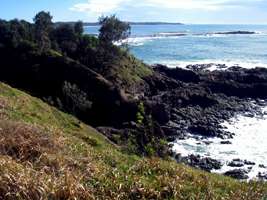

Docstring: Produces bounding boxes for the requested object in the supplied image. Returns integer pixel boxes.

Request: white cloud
[142,0,223,10]
[70,0,260,14]
[70,0,129,14]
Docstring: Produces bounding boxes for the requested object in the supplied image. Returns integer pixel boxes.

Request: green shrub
[136,102,145,125]
[62,81,92,115]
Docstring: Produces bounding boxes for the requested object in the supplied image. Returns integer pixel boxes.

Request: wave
[152,30,258,38]
[172,104,267,180]
[114,36,159,46]
[157,32,188,36]
[150,59,267,70]
[115,35,186,46]
[117,30,264,46]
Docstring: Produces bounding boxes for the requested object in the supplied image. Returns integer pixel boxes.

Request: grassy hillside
[0,82,266,200]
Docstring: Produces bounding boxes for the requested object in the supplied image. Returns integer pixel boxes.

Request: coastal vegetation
[0,11,267,199]
[0,11,156,156]
[0,82,266,199]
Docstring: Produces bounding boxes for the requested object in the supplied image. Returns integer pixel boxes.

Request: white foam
[192,34,228,38]
[115,30,266,47]
[151,59,267,70]
[171,105,267,180]
[115,36,158,46]
[157,32,188,36]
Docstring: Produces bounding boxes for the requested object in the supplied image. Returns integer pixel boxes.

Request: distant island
[55,22,184,26]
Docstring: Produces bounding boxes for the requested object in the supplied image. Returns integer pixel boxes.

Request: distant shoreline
[55,22,184,26]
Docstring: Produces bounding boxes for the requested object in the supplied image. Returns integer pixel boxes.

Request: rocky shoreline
[147,64,267,181]
[96,62,267,181]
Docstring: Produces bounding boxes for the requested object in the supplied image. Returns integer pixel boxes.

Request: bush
[98,15,131,45]
[136,102,145,125]
[62,81,92,115]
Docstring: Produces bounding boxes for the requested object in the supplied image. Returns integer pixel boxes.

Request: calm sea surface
[85,24,267,68]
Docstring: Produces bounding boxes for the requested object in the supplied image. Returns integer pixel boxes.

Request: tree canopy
[0,11,132,66]
[74,21,84,36]
[98,15,131,45]
[33,11,53,50]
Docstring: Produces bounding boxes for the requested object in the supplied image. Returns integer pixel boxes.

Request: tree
[0,20,10,45]
[33,11,53,51]
[51,24,77,55]
[53,24,76,42]
[98,15,131,45]
[74,21,84,36]
[0,19,32,47]
[9,19,24,46]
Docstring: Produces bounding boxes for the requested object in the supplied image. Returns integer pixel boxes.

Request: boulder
[259,164,267,169]
[220,141,232,144]
[180,155,222,172]
[224,169,249,180]
[154,64,200,83]
[244,160,256,166]
[147,101,171,125]
[228,159,245,168]
[257,172,267,181]
[188,124,221,138]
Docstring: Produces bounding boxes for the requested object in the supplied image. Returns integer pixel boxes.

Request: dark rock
[154,64,201,83]
[259,164,267,169]
[257,172,267,181]
[220,141,232,144]
[96,127,122,143]
[243,112,254,118]
[147,101,171,125]
[215,31,255,35]
[202,67,267,99]
[97,127,121,137]
[203,141,213,145]
[244,160,256,166]
[143,70,180,95]
[188,124,230,138]
[224,169,249,180]
[180,155,222,172]
[166,136,176,142]
[228,159,245,168]
[161,126,178,136]
[161,121,187,138]
[175,154,182,162]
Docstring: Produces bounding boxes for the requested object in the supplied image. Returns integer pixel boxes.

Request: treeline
[0,12,130,65]
[55,21,183,27]
[0,11,134,125]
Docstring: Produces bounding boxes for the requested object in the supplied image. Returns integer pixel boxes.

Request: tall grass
[0,82,266,200]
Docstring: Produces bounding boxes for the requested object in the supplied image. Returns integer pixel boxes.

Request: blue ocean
[85,24,267,68]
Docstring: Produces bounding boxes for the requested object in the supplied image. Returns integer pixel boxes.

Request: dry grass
[0,82,266,200]
[0,120,95,200]
[0,156,94,200]
[0,121,60,162]
[0,97,8,120]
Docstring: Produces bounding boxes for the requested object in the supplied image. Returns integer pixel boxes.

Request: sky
[1,0,267,24]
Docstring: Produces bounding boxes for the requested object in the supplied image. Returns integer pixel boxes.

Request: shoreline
[171,101,267,181]
[156,61,267,71]
[151,64,267,181]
